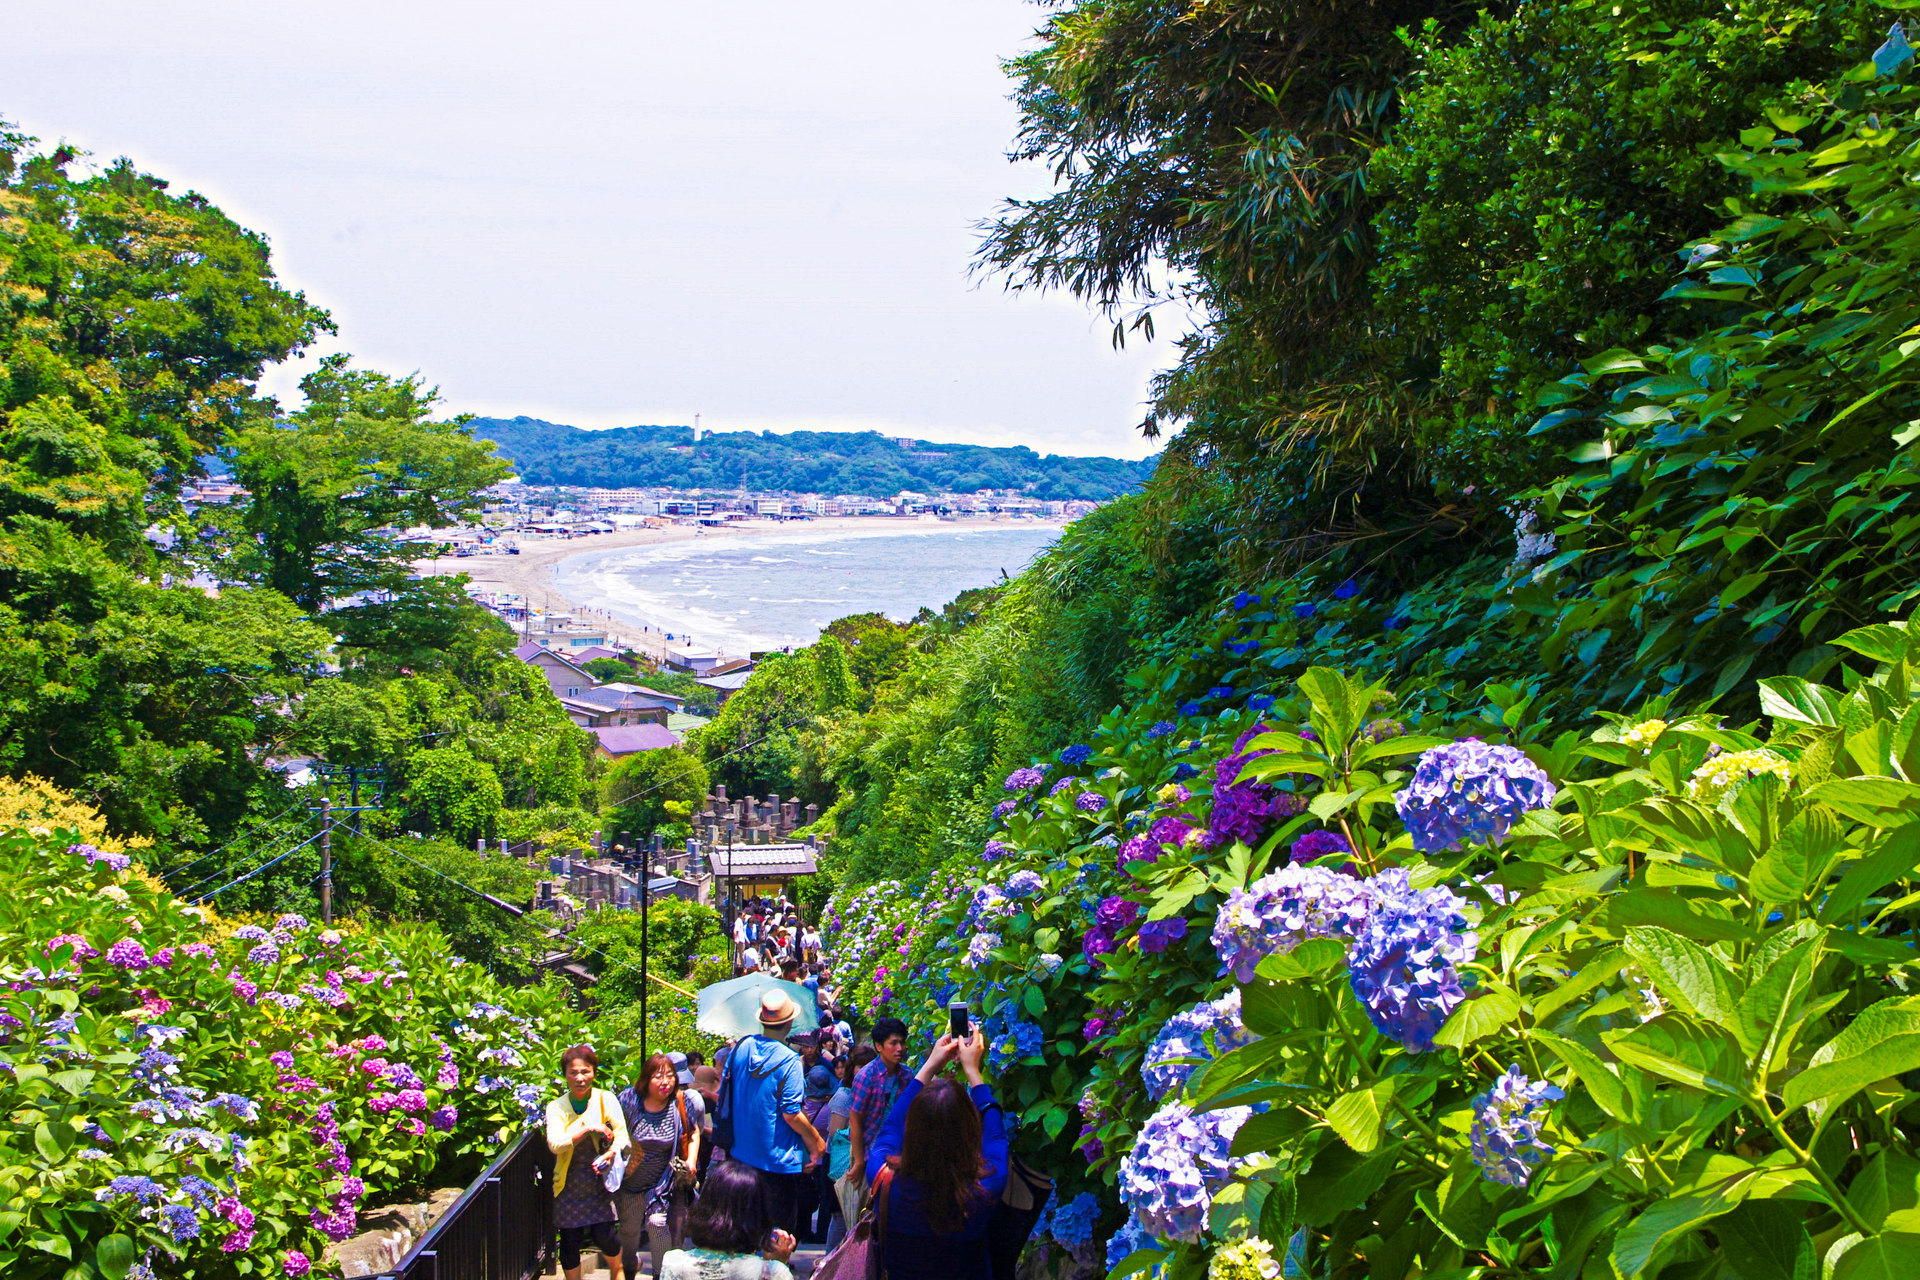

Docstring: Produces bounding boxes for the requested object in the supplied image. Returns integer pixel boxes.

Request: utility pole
[319,791,333,926]
[640,833,657,1061]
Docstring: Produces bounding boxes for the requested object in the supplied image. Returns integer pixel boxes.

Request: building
[516,642,597,700]
[589,723,682,758]
[559,682,686,729]
[695,658,758,706]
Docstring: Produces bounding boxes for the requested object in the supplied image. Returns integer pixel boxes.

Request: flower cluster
[1346,870,1476,1052]
[1208,726,1301,847]
[1688,748,1792,805]
[1082,895,1138,962]
[1469,1066,1563,1186]
[1117,1101,1251,1242]
[1289,829,1351,865]
[1211,866,1373,982]
[1394,740,1556,851]
[1141,989,1256,1100]
[1209,1237,1280,1280]
[1049,1190,1101,1251]
[1004,767,1048,792]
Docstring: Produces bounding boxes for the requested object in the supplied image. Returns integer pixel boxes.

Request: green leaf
[1845,1150,1920,1227]
[1325,1081,1394,1153]
[1623,927,1741,1029]
[1610,1192,1740,1279]
[1603,888,1748,943]
[94,1235,136,1280]
[1602,1017,1745,1095]
[1533,1030,1634,1123]
[1831,1233,1920,1280]
[31,1121,70,1165]
[1784,997,1920,1113]
[1258,1177,1297,1245]
[1831,623,1915,665]
[1804,777,1920,822]
[1759,677,1843,726]
[1296,1141,1399,1226]
[1714,1200,1816,1280]
[1253,937,1346,983]
[1731,931,1822,1064]
[1021,984,1046,1017]
[1820,825,1920,925]
[25,1233,72,1262]
[1750,808,1845,904]
[1432,986,1522,1048]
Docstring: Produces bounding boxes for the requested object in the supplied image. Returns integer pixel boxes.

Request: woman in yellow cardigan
[546,1044,631,1280]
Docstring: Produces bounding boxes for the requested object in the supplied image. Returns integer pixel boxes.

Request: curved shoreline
[413,516,1066,661]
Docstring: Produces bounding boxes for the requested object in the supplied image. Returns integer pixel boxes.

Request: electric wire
[192,830,325,903]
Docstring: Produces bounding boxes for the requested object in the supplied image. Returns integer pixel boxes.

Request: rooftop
[590,724,682,755]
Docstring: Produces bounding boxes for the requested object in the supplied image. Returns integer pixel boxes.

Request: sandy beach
[412,516,1064,661]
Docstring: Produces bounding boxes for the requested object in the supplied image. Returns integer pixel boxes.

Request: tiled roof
[710,844,817,878]
[590,724,682,755]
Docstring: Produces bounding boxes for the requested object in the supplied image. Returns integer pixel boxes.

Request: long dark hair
[842,1045,875,1088]
[686,1160,774,1255]
[892,1079,990,1234]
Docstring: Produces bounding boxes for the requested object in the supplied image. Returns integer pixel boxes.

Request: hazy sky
[4,1,1172,460]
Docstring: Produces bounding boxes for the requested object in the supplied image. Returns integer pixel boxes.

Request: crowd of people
[544,897,1026,1280]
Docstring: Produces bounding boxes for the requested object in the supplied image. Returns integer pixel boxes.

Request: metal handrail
[372,1126,553,1280]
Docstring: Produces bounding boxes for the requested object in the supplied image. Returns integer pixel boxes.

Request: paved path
[568,1242,828,1279]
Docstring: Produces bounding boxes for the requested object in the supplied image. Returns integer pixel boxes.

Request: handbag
[711,1045,740,1150]
[986,1157,1054,1280]
[812,1166,892,1280]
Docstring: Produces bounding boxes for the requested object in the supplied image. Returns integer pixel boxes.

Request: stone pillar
[805,803,819,829]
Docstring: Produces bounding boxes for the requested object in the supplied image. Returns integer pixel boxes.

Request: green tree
[583,656,635,683]
[812,635,858,713]
[291,679,404,767]
[402,744,504,844]
[691,653,819,800]
[603,746,709,843]
[234,355,509,611]
[821,613,910,696]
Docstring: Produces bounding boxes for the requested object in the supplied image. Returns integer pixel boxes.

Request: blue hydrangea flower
[1146,721,1176,740]
[1227,640,1257,656]
[162,1203,201,1243]
[1141,989,1257,1100]
[1171,763,1198,782]
[1332,578,1360,600]
[1138,917,1189,954]
[1211,866,1374,982]
[1470,1066,1563,1186]
[983,840,1013,862]
[1231,591,1261,611]
[1059,744,1094,766]
[1004,870,1045,898]
[1383,616,1403,630]
[1050,1192,1101,1249]
[1179,701,1203,717]
[1248,693,1275,711]
[100,1175,167,1204]
[1395,740,1557,851]
[1292,603,1316,620]
[1107,1214,1165,1272]
[1208,685,1234,699]
[1346,869,1476,1052]
[1117,1101,1251,1243]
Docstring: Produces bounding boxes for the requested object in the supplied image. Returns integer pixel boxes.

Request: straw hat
[758,989,800,1028]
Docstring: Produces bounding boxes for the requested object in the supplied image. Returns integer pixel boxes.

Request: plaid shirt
[849,1057,909,1136]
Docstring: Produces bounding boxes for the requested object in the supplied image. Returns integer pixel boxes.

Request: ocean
[550,522,1063,654]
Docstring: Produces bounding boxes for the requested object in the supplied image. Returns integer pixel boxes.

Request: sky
[3,0,1175,461]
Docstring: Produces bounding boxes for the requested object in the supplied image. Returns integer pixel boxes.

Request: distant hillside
[467,417,1157,501]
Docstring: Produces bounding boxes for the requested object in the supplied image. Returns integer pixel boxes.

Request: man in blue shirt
[723,990,827,1237]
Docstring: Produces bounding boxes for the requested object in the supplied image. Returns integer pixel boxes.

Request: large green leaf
[1296,1141,1400,1226]
[1533,1029,1635,1124]
[1846,1150,1920,1228]
[1714,1200,1816,1280]
[1624,927,1741,1029]
[1784,997,1920,1112]
[1602,1017,1745,1095]
[1758,677,1843,727]
[93,1235,136,1280]
[1730,932,1822,1066]
[1603,889,1749,943]
[1433,986,1522,1048]
[1819,824,1920,925]
[1750,808,1846,904]
[1830,1233,1920,1280]
[1610,1191,1742,1279]
[1325,1081,1395,1153]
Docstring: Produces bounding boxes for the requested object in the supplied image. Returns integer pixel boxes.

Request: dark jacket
[865,1078,1009,1280]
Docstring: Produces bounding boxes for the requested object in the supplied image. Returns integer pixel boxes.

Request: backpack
[711,1042,741,1150]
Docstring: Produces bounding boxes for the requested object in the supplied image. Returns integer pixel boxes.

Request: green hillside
[468,415,1157,500]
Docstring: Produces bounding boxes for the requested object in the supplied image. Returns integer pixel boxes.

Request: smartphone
[948,1000,970,1040]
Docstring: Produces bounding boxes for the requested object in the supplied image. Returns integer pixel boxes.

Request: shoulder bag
[810,1165,891,1280]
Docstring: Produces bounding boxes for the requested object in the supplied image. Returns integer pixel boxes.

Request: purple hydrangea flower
[1346,869,1476,1052]
[1118,835,1158,874]
[1395,740,1556,851]
[106,939,150,971]
[1049,777,1074,796]
[1059,744,1093,766]
[1004,767,1047,792]
[1142,989,1255,1099]
[429,1105,458,1132]
[1146,721,1176,740]
[1095,896,1139,932]
[101,1175,167,1204]
[1148,815,1197,848]
[1138,917,1189,954]
[983,840,1013,862]
[1117,1100,1251,1243]
[1074,791,1105,813]
[1471,1066,1563,1186]
[1290,830,1352,865]
[1211,865,1375,983]
[991,800,1018,820]
[1084,1009,1111,1041]
[1209,725,1298,847]
[284,1251,312,1277]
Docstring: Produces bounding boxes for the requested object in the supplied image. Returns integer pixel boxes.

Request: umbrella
[696,974,821,1039]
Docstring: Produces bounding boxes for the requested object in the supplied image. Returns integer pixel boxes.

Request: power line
[173,825,318,900]
[162,800,306,883]
[193,831,325,903]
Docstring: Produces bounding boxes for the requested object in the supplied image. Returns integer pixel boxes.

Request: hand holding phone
[948,1000,970,1040]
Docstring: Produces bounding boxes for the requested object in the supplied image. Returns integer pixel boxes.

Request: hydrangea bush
[0,822,585,1280]
[828,608,1920,1280]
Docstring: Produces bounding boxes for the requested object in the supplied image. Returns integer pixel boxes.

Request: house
[590,723,682,758]
[694,659,758,706]
[569,645,628,668]
[515,642,597,701]
[664,649,727,675]
[559,682,687,729]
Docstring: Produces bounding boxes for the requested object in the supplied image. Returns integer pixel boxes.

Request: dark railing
[374,1128,554,1280]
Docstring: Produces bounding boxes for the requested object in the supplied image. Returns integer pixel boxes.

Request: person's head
[780,958,801,980]
[561,1045,598,1096]
[667,1050,695,1089]
[810,963,824,977]
[872,1017,909,1067]
[805,1064,835,1101]
[894,1079,991,1233]
[757,990,800,1042]
[693,1065,720,1093]
[685,1160,775,1256]
[639,1052,676,1102]
[686,1051,706,1069]
[842,1045,875,1088]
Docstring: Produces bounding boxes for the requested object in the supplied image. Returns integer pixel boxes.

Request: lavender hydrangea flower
[231,926,271,942]
[1289,830,1351,865]
[1211,866,1374,982]
[1074,791,1105,813]
[1346,869,1476,1052]
[983,840,1013,862]
[248,942,282,966]
[1141,989,1257,1099]
[964,932,1000,969]
[1470,1066,1563,1186]
[100,1175,167,1204]
[991,800,1017,820]
[1395,740,1556,851]
[1004,767,1047,792]
[1117,1100,1251,1243]
[106,939,150,970]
